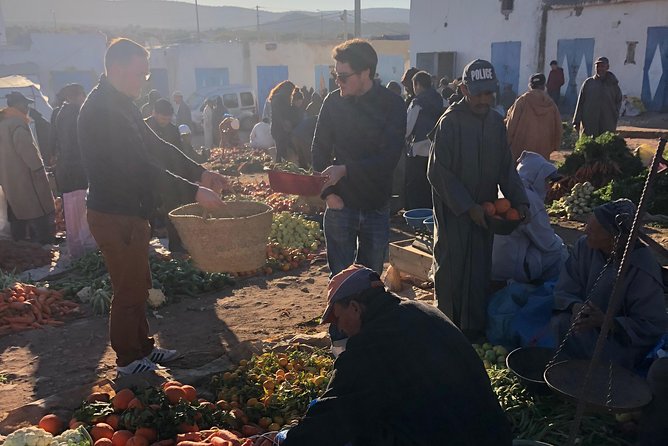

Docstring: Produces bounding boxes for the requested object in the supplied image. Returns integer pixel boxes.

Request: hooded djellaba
[492,151,567,283]
[505,73,563,161]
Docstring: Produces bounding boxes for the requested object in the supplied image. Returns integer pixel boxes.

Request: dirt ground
[1,133,667,430]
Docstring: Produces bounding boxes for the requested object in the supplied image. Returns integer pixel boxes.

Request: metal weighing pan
[544,360,652,413]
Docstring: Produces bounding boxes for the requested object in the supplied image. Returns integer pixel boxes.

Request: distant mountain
[0,0,408,37]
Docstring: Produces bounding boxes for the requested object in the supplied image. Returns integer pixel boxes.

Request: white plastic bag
[0,185,11,239]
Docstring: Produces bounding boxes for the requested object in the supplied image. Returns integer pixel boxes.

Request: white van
[189,84,258,131]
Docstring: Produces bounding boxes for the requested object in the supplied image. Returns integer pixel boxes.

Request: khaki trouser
[87,209,154,366]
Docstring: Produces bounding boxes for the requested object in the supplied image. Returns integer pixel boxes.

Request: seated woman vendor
[551,199,667,369]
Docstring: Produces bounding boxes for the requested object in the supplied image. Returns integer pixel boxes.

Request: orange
[160,380,182,390]
[91,423,115,441]
[105,414,121,431]
[481,202,496,216]
[135,427,157,443]
[505,208,521,221]
[127,398,144,410]
[112,430,134,446]
[125,436,149,446]
[494,198,511,214]
[164,385,187,405]
[181,385,197,402]
[38,414,63,435]
[112,388,135,411]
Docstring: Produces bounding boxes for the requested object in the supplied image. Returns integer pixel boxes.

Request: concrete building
[0,32,107,102]
[410,0,668,112]
[148,39,409,117]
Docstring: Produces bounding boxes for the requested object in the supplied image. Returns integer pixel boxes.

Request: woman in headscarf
[492,151,566,283]
[550,199,668,369]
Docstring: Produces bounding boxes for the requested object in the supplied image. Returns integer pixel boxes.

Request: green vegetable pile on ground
[558,132,644,188]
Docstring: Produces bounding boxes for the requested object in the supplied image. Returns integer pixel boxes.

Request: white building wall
[0,33,106,100]
[409,0,543,85]
[545,0,668,98]
[150,42,247,99]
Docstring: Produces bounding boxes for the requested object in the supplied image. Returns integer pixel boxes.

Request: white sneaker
[148,347,180,364]
[117,357,159,376]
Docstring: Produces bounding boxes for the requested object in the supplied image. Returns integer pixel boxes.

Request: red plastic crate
[267,170,327,196]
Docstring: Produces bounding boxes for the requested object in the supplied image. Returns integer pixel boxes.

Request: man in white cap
[0,92,55,244]
[428,59,529,341]
[254,264,512,446]
[573,56,622,137]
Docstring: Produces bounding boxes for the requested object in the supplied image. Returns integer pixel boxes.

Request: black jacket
[283,292,512,446]
[78,76,204,219]
[54,102,88,193]
[312,85,406,210]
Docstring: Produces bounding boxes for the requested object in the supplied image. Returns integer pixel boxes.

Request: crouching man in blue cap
[254,264,512,446]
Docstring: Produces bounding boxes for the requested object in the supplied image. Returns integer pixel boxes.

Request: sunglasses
[332,71,360,83]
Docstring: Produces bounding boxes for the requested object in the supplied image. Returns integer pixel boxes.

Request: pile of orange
[482,198,521,221]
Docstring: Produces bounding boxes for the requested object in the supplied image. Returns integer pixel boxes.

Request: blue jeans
[323,204,390,277]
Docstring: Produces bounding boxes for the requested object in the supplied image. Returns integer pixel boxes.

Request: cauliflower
[3,426,54,446]
[147,287,166,308]
[50,426,92,446]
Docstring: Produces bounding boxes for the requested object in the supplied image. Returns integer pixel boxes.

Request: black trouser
[404,155,432,210]
[8,205,55,245]
[548,90,560,107]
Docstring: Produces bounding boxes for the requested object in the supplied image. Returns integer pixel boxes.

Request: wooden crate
[388,239,433,282]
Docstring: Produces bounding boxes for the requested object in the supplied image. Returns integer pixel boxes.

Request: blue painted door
[642,27,668,112]
[491,41,521,101]
[50,70,96,94]
[149,68,169,98]
[195,68,230,90]
[257,65,289,118]
[314,65,331,93]
[377,55,405,85]
[556,38,595,112]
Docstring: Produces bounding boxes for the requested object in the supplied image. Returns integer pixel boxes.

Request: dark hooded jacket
[409,87,444,144]
[54,101,88,193]
[283,291,512,446]
[573,72,622,137]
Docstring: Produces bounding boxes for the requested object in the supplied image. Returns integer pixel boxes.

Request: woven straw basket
[168,201,273,273]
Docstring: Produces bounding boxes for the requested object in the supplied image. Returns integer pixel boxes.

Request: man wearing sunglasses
[78,38,228,376]
[427,59,529,342]
[312,39,406,279]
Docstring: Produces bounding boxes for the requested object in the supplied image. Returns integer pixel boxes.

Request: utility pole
[256,6,260,34]
[341,10,348,41]
[354,0,361,37]
[320,11,324,40]
[194,0,201,42]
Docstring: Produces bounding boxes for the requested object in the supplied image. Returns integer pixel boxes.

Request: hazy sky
[186,1,410,12]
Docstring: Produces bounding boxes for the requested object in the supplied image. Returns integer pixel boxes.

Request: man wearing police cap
[427,59,529,341]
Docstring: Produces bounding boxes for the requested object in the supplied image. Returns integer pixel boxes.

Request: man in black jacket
[255,264,513,446]
[312,39,405,277]
[78,38,227,376]
[54,83,96,258]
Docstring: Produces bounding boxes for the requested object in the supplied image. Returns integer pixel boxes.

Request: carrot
[175,442,209,446]
[176,433,202,443]
[4,314,35,324]
[8,301,28,311]
[45,320,64,326]
[209,438,234,446]
[205,431,241,442]
[151,441,175,446]
[9,322,32,331]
